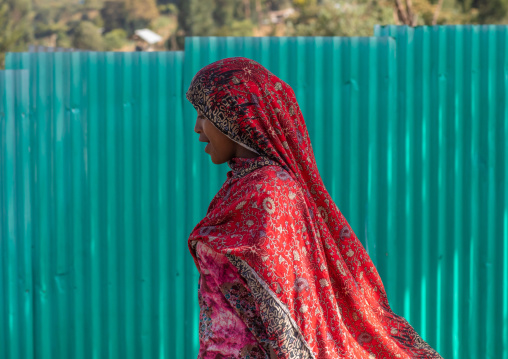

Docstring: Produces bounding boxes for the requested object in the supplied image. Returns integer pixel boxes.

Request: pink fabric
[196,241,269,359]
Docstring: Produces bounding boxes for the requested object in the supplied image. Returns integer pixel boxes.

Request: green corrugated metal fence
[374,25,508,358]
[2,52,192,358]
[1,26,507,358]
[0,69,34,359]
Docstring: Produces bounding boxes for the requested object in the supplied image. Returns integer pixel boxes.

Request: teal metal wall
[374,25,508,359]
[0,69,34,359]
[1,27,507,358]
[2,52,193,358]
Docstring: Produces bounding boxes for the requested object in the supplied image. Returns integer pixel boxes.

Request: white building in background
[132,28,163,52]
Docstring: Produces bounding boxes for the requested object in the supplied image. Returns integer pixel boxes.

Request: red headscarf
[186,57,442,358]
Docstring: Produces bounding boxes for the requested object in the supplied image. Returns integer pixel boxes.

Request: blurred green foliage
[0,0,496,69]
[73,21,104,50]
[286,0,394,36]
[103,29,128,50]
[0,0,34,68]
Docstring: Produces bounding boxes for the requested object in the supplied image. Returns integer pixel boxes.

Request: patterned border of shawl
[226,254,316,359]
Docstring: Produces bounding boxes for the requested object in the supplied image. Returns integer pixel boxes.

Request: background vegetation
[0,0,492,68]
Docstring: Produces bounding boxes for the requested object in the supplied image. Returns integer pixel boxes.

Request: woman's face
[194,110,239,164]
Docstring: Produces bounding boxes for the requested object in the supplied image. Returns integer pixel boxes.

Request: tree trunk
[394,0,408,24]
[244,0,251,20]
[432,0,445,25]
[255,0,262,25]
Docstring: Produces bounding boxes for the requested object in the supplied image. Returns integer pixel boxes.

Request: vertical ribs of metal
[0,69,33,359]
[374,25,508,358]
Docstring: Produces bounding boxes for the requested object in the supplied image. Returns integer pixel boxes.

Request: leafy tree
[460,0,504,22]
[293,0,318,6]
[84,0,104,8]
[103,28,128,50]
[158,3,178,15]
[101,0,128,33]
[286,0,393,36]
[393,0,478,25]
[0,0,34,69]
[56,30,72,48]
[176,0,217,48]
[156,0,179,4]
[126,0,159,20]
[266,0,293,10]
[214,0,239,27]
[178,0,217,34]
[214,18,255,35]
[101,0,159,35]
[73,21,105,50]
[34,22,68,39]
[125,0,160,31]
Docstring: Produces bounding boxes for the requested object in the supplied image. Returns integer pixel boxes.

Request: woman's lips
[205,143,211,152]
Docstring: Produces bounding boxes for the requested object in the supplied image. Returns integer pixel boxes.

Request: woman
[186,57,442,359]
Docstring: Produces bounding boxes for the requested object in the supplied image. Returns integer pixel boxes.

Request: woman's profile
[186,57,442,359]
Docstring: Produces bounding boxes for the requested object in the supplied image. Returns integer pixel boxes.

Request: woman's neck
[235,147,259,159]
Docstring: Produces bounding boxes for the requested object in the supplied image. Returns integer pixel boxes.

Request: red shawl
[186,57,442,358]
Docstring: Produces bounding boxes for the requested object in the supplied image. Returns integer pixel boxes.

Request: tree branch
[394,0,409,24]
[432,0,445,25]
[404,0,417,25]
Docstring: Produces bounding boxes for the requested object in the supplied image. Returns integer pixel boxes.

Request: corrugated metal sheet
[2,28,507,358]
[0,69,34,359]
[2,51,195,358]
[373,25,508,359]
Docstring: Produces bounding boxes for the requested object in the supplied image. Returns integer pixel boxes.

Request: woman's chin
[207,150,218,164]
[209,153,229,165]
[205,146,229,164]
[210,156,226,165]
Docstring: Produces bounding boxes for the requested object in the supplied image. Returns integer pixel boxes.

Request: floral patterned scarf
[186,57,442,358]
